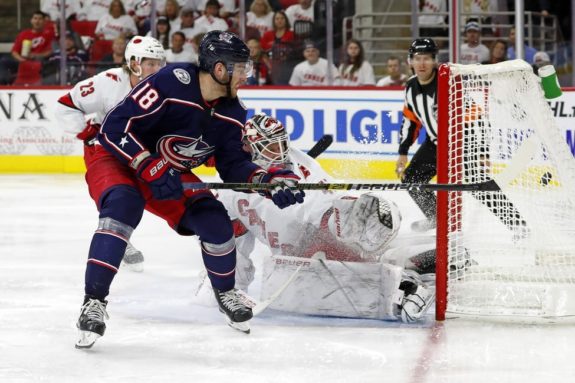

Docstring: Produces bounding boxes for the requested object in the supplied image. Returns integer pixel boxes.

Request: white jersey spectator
[338,39,375,86]
[195,0,229,32]
[41,0,82,21]
[289,41,341,86]
[165,31,198,63]
[377,73,408,87]
[246,0,274,37]
[285,0,314,26]
[459,20,490,64]
[197,0,236,15]
[95,0,138,40]
[78,0,112,21]
[376,56,408,87]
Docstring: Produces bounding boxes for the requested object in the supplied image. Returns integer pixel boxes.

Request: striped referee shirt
[398,69,438,155]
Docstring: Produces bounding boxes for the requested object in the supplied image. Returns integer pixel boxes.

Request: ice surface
[1,175,574,383]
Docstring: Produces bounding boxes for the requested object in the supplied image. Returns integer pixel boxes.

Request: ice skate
[410,218,436,232]
[398,271,435,323]
[75,295,109,349]
[121,242,144,272]
[213,288,254,334]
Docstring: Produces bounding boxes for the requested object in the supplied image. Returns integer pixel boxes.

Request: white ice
[1,174,574,383]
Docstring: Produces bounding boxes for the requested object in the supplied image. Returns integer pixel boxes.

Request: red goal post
[435,60,575,321]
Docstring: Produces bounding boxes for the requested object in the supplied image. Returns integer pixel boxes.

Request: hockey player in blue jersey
[75,30,305,348]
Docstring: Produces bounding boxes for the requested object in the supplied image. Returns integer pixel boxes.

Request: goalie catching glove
[327,193,401,259]
[252,168,305,209]
[136,153,183,200]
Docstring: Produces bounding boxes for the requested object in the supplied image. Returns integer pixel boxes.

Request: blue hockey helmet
[199,30,251,81]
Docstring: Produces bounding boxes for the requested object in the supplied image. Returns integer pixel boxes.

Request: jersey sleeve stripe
[57,93,80,110]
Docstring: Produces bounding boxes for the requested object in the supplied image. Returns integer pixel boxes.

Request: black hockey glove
[137,154,183,200]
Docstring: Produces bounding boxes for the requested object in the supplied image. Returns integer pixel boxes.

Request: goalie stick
[307,134,333,159]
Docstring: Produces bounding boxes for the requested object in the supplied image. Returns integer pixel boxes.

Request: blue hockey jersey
[99,63,261,182]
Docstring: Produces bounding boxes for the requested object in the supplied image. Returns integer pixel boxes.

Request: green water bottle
[538,64,562,99]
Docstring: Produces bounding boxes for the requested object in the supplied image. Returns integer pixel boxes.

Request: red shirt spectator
[12,12,54,62]
[260,10,294,51]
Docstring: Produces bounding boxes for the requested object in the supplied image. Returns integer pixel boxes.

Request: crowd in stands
[0,1,564,87]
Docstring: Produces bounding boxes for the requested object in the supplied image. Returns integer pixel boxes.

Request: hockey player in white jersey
[205,113,436,323]
[55,36,166,272]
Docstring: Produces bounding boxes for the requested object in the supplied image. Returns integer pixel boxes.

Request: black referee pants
[402,138,437,221]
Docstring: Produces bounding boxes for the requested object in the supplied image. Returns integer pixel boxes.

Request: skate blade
[75,330,101,349]
[121,261,144,273]
[223,315,251,334]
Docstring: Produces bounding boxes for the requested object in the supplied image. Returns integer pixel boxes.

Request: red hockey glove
[137,154,183,200]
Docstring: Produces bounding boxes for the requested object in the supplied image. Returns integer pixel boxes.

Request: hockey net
[436,60,575,320]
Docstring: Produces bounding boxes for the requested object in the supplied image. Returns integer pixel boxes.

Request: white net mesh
[441,60,575,318]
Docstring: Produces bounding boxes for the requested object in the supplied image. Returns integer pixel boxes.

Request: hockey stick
[183,179,501,192]
[307,134,333,159]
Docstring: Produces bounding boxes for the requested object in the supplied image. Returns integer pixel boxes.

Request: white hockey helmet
[124,36,166,75]
[242,113,290,167]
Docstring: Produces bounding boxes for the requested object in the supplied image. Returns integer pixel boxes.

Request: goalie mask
[242,113,290,168]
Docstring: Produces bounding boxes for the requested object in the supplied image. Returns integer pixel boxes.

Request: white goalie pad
[260,254,406,320]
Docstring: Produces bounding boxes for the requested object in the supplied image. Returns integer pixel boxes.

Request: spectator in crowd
[246,37,271,85]
[260,10,294,52]
[197,0,236,18]
[339,39,375,86]
[482,39,508,64]
[190,32,206,56]
[462,0,499,35]
[165,31,197,63]
[289,40,340,86]
[244,0,283,12]
[165,0,182,32]
[78,0,112,21]
[95,0,138,40]
[0,10,54,85]
[285,0,314,27]
[41,0,81,21]
[178,8,207,50]
[261,10,295,85]
[125,0,153,35]
[506,27,538,63]
[376,56,408,87]
[247,0,274,38]
[42,31,88,85]
[532,51,551,73]
[459,20,490,64]
[99,35,128,71]
[195,0,229,32]
[418,0,447,41]
[146,16,171,49]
